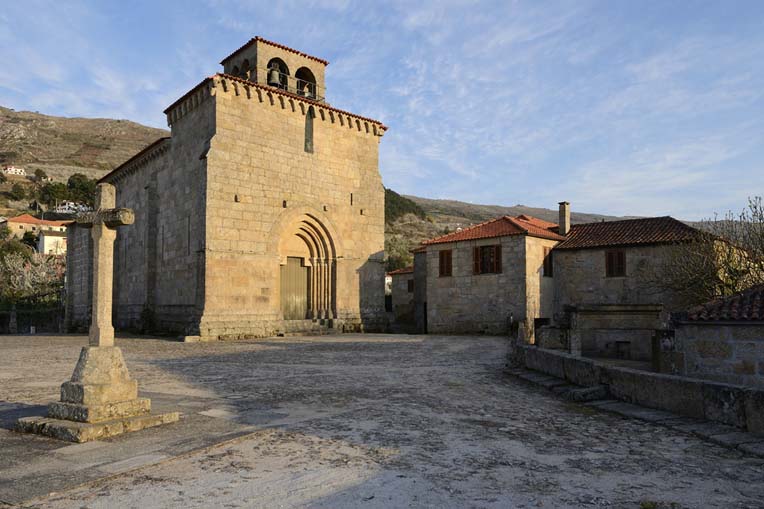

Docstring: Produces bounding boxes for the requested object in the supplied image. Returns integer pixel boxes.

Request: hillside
[1,106,637,271]
[0,106,167,182]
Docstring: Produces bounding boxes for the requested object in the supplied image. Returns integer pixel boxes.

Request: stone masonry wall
[553,245,691,316]
[413,251,428,333]
[391,273,415,325]
[197,76,385,340]
[525,236,558,341]
[673,323,764,389]
[64,224,92,332]
[425,236,526,335]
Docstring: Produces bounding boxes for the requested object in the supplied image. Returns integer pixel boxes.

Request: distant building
[37,230,68,255]
[2,165,26,176]
[0,214,70,238]
[54,201,91,214]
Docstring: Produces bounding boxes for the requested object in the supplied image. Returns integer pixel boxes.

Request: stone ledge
[16,411,180,443]
[48,398,151,423]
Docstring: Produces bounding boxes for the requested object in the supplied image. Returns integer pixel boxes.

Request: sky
[1,0,763,220]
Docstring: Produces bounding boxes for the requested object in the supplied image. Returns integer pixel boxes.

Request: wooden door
[280,257,309,320]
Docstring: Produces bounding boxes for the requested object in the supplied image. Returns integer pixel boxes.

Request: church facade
[66,37,387,340]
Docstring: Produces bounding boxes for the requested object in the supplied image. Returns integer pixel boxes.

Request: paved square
[2,334,763,508]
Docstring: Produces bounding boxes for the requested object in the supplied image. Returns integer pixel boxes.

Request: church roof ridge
[98,137,171,184]
[220,36,329,66]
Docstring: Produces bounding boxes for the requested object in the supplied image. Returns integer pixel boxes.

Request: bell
[268,67,281,87]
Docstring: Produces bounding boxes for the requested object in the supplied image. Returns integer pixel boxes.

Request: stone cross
[77,183,134,347]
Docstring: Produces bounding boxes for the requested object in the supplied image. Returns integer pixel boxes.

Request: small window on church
[305,106,315,153]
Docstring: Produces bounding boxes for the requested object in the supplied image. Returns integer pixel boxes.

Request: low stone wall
[669,323,764,389]
[515,344,764,434]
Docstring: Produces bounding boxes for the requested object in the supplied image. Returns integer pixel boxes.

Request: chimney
[558,201,570,236]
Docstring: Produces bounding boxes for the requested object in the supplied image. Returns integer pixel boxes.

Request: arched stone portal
[277,213,337,321]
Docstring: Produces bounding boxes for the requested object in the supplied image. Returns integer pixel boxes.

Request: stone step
[17,411,180,443]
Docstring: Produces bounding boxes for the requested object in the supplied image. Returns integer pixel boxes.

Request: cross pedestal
[17,183,179,442]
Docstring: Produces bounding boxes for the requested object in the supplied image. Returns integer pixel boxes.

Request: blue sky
[1,1,763,220]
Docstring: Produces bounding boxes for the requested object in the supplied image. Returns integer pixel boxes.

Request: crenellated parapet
[163,74,387,138]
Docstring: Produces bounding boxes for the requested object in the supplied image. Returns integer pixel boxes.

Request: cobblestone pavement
[2,334,764,508]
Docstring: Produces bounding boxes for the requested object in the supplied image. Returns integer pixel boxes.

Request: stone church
[66,37,387,341]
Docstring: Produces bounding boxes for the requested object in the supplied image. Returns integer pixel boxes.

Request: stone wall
[553,244,690,315]
[667,323,764,389]
[424,236,523,335]
[196,75,385,340]
[516,344,764,434]
[64,224,92,332]
[391,272,415,326]
[413,251,428,333]
[524,237,558,341]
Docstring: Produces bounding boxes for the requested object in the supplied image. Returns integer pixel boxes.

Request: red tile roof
[421,215,565,246]
[220,36,329,66]
[5,214,70,227]
[685,284,764,322]
[388,266,414,276]
[554,216,700,250]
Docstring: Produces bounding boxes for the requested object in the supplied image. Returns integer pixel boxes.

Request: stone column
[89,222,116,347]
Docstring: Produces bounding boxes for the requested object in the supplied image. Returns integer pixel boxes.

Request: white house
[2,165,27,176]
[37,230,68,255]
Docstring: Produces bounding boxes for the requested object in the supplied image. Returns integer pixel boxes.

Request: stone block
[701,383,748,428]
[61,380,138,406]
[603,367,705,419]
[744,390,764,435]
[563,356,602,387]
[48,398,150,423]
[16,411,180,443]
[524,347,566,379]
[694,340,732,359]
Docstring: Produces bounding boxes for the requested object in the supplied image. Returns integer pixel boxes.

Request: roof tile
[555,216,699,250]
[422,215,565,246]
[685,284,764,322]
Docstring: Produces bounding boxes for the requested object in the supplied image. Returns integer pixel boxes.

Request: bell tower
[220,36,328,103]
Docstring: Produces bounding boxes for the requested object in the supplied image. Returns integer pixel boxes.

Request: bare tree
[659,196,764,307]
[0,252,65,303]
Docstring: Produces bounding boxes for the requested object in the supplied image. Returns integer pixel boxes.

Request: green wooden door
[280,257,309,320]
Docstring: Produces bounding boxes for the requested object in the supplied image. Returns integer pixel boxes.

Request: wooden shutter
[473,246,480,274]
[494,245,502,273]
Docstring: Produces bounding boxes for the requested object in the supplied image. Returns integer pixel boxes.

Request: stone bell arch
[272,207,340,321]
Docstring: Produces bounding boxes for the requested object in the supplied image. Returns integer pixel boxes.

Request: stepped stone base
[48,398,151,423]
[16,345,180,442]
[17,411,180,443]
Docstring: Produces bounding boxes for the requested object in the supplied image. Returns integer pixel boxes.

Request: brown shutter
[495,244,502,273]
[617,251,626,276]
[473,246,480,274]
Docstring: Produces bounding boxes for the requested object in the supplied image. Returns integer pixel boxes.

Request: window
[407,279,414,293]
[605,250,626,277]
[543,247,553,277]
[304,106,314,153]
[439,249,452,277]
[473,245,502,274]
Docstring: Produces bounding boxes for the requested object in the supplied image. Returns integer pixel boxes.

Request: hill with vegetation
[1,106,636,271]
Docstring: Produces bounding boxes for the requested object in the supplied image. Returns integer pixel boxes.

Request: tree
[39,182,68,206]
[67,173,97,207]
[658,196,764,307]
[34,168,48,181]
[0,252,65,304]
[21,231,38,249]
[8,183,26,201]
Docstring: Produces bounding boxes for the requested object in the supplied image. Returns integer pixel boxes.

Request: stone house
[66,37,387,340]
[0,214,69,238]
[663,284,764,388]
[412,213,565,337]
[2,165,26,176]
[388,266,415,327]
[550,216,702,360]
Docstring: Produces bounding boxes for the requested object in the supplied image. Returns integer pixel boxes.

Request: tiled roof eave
[220,36,329,66]
[554,239,695,250]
